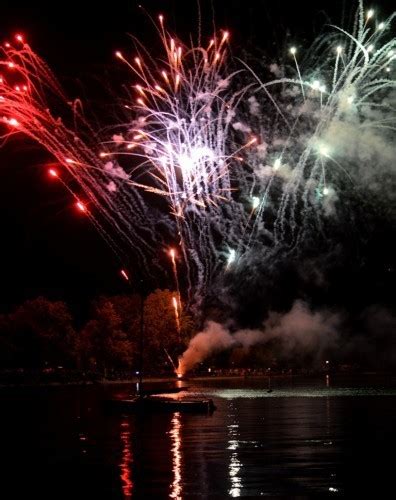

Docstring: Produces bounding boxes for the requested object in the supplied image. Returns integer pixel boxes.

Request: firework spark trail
[111,20,259,306]
[172,295,181,338]
[238,6,395,256]
[0,3,395,317]
[0,36,167,274]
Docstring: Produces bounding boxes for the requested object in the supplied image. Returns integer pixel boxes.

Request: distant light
[367,44,374,53]
[158,14,164,23]
[323,187,330,196]
[115,51,123,59]
[378,22,385,30]
[367,9,374,19]
[15,34,24,43]
[336,46,343,54]
[289,46,297,55]
[326,360,330,364]
[8,118,19,127]
[48,168,58,178]
[65,158,75,164]
[347,95,354,104]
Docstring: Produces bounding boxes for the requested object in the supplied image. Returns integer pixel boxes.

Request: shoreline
[1,371,395,388]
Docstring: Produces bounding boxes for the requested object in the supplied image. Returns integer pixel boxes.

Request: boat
[103,280,216,415]
[104,395,216,414]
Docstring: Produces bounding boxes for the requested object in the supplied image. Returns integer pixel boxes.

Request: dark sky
[0,0,394,318]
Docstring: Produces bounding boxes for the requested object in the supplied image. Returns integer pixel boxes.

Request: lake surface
[0,375,395,498]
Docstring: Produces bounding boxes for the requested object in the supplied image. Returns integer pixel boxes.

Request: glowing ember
[76,201,86,212]
[120,269,129,281]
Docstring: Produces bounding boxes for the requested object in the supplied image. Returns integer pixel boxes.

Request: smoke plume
[178,301,341,374]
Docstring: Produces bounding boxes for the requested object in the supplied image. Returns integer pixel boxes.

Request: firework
[120,269,129,281]
[172,295,181,337]
[0,3,395,320]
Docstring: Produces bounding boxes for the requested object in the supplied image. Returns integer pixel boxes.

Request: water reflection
[1,379,390,498]
[119,417,133,498]
[79,431,88,455]
[169,412,182,499]
[228,405,242,497]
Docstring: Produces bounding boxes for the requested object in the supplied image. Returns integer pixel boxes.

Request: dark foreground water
[0,375,395,498]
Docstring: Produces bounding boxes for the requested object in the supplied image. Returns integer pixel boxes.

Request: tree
[80,297,135,373]
[105,293,142,336]
[80,290,195,375]
[8,297,77,368]
[143,289,195,372]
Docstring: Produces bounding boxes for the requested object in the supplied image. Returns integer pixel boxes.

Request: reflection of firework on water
[1,4,395,313]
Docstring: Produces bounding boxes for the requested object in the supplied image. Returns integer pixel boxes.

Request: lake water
[0,375,395,498]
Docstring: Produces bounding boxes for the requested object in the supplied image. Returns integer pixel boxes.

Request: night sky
[0,0,394,320]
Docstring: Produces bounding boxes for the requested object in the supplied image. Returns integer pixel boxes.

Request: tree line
[0,289,194,376]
